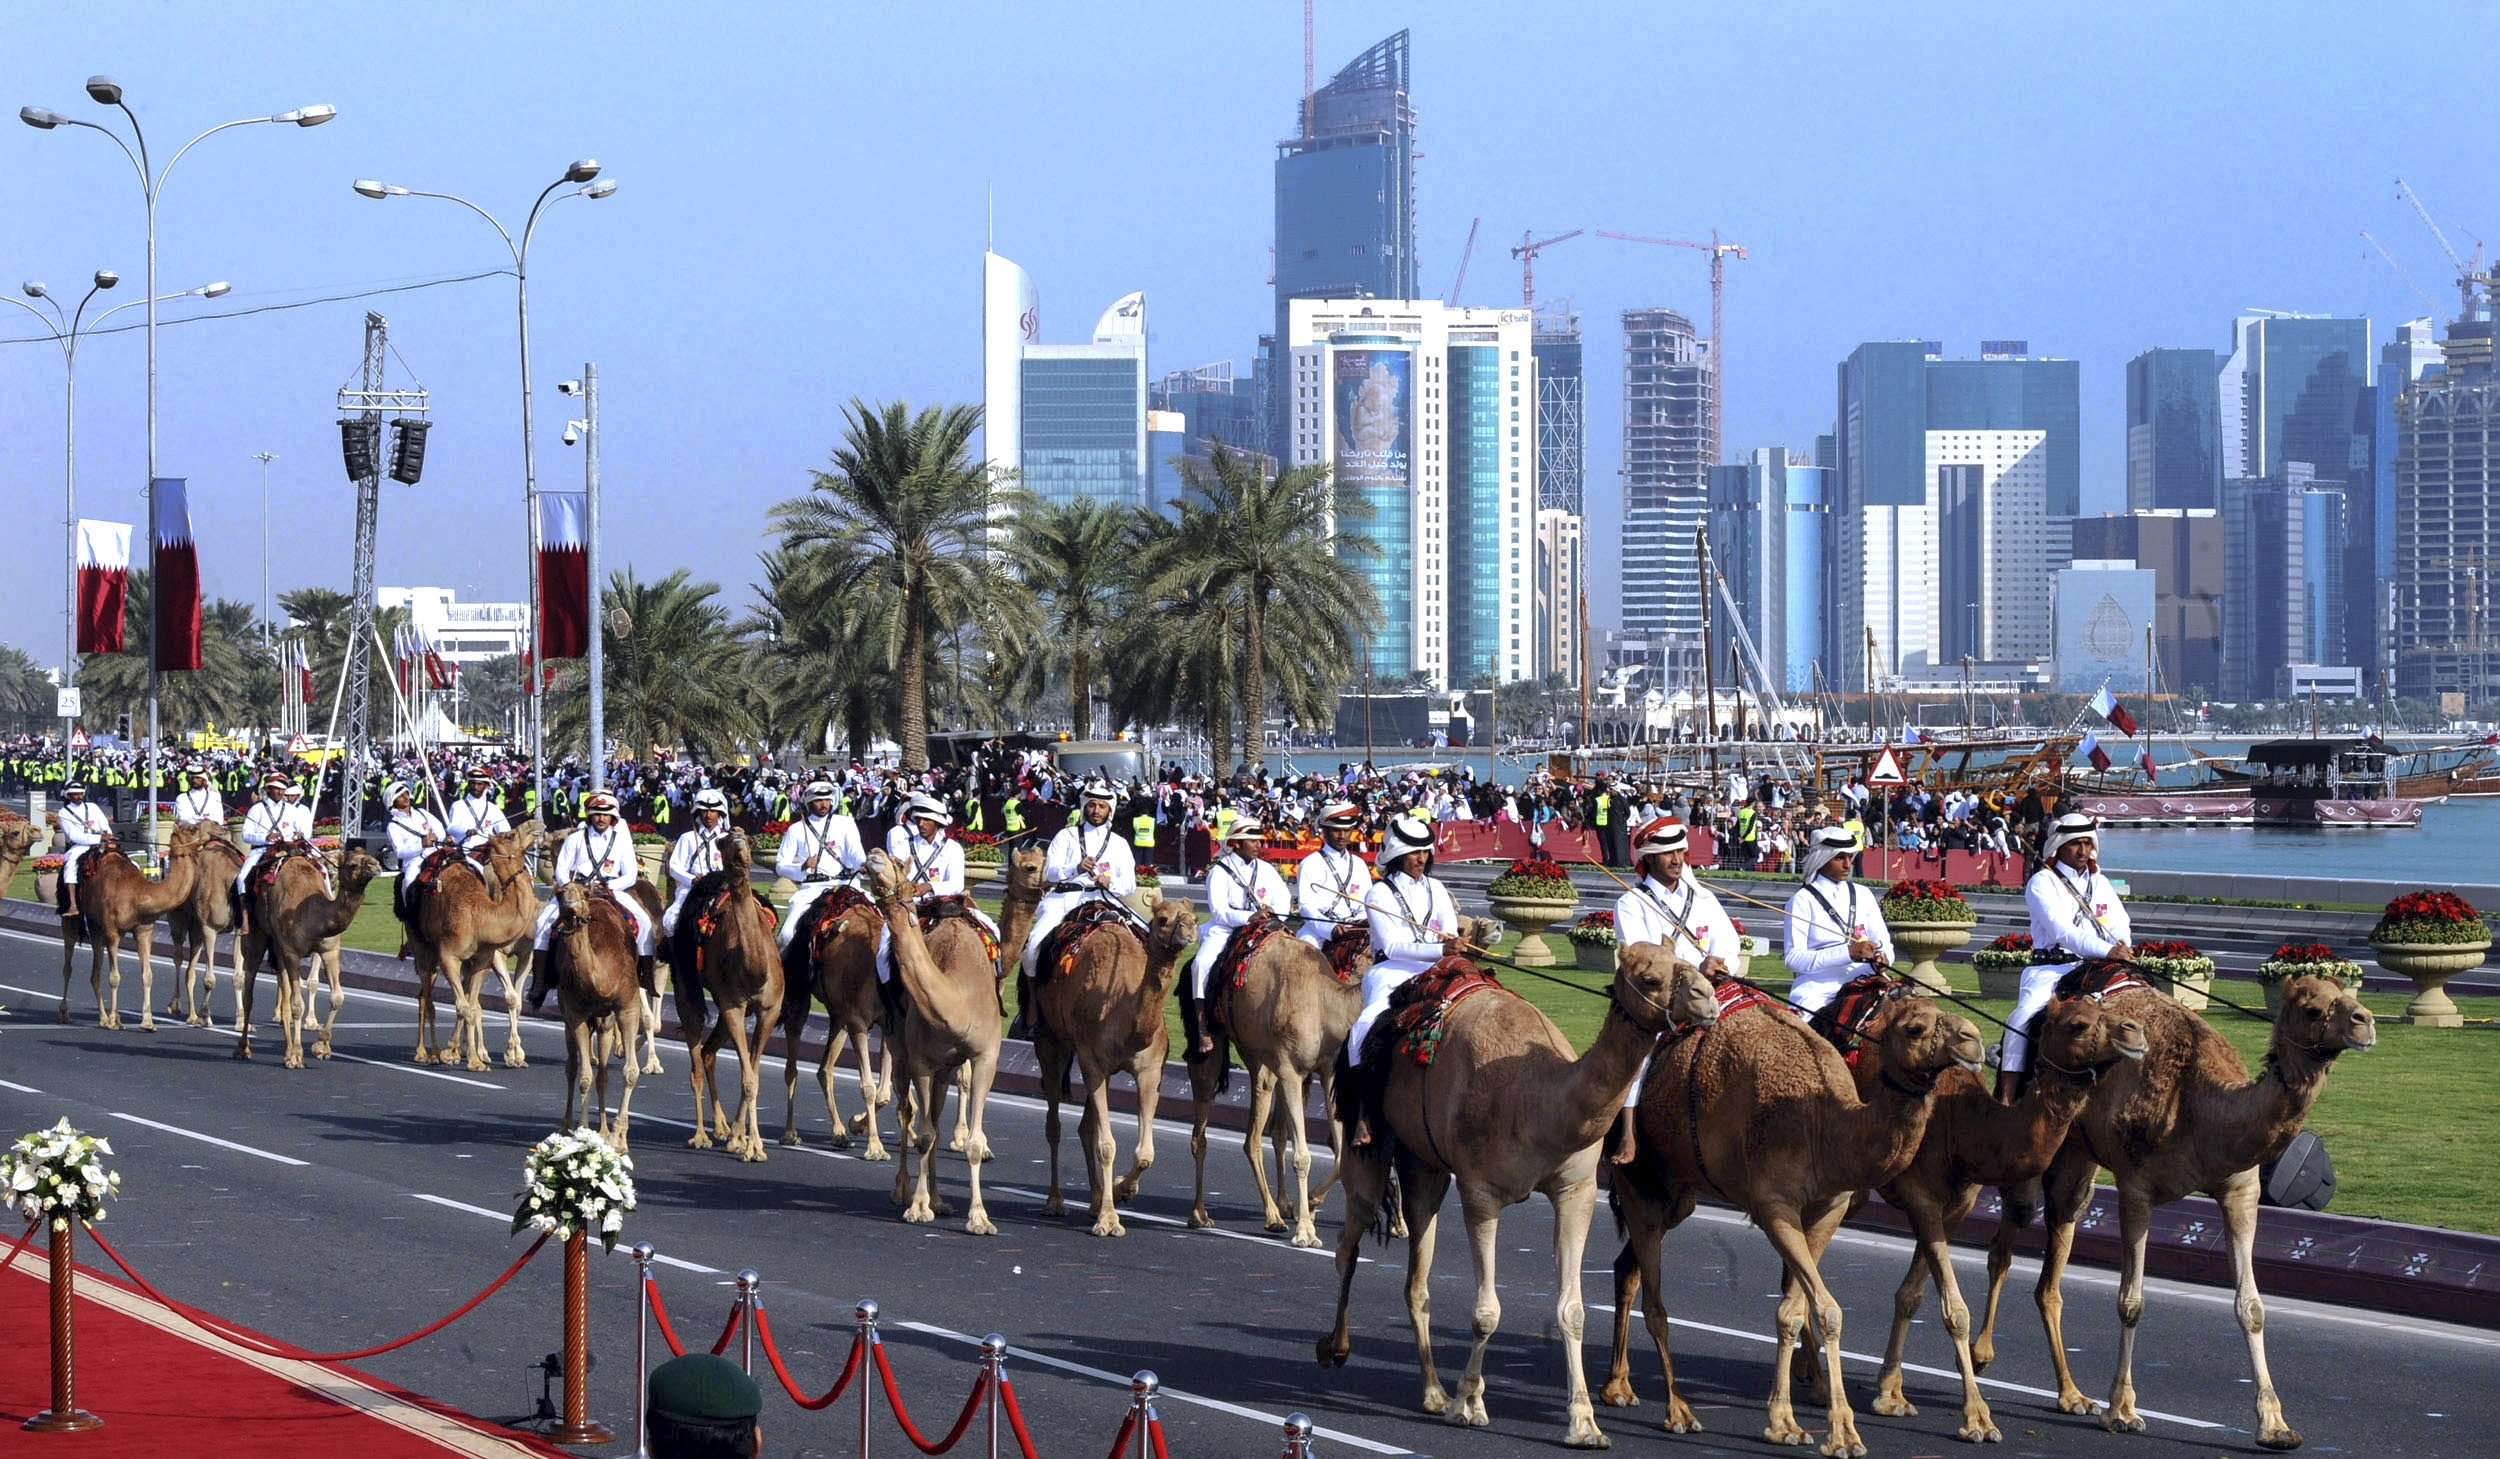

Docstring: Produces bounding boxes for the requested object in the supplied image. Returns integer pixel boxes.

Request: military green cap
[648,1352,762,1421]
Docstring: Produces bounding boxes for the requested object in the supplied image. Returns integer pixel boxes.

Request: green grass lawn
[14,865,2493,1233]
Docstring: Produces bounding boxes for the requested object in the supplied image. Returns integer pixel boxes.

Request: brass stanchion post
[23,1222,101,1433]
[549,1230,613,1445]
[981,1333,1007,1459]
[737,1270,759,1375]
[1130,1371,1158,1459]
[632,1241,654,1458]
[856,1300,880,1459]
[1281,1411,1316,1459]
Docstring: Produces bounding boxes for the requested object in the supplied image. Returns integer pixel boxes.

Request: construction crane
[1599,228,1748,460]
[2395,178,2489,321]
[1446,216,1481,305]
[2362,230,2444,321]
[1510,228,1582,309]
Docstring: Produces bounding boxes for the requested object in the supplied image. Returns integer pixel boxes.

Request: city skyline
[1,2,2489,664]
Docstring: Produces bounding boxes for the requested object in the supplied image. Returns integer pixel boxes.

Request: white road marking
[326,1051,505,1089]
[0,1078,39,1093]
[409,1192,719,1272]
[895,1318,1413,1456]
[109,1111,308,1166]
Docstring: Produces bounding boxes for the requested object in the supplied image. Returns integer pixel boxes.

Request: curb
[7,897,2495,1332]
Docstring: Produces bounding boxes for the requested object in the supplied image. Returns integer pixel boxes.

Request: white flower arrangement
[513,1127,636,1253]
[2,1119,120,1232]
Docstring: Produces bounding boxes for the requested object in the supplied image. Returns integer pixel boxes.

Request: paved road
[0,926,2491,1458]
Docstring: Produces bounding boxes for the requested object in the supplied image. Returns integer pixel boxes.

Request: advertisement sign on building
[1333,349,1411,489]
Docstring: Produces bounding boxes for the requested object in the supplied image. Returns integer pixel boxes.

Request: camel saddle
[917,893,1000,968]
[1322,923,1369,984]
[778,883,877,977]
[671,868,780,977]
[398,845,473,926]
[1202,914,1289,1043]
[2055,956,2151,1003]
[1035,899,1130,986]
[1666,973,1783,1042]
[1809,971,1913,1068]
[1366,955,1507,1069]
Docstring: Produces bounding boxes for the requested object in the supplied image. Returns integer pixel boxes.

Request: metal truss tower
[333,311,427,843]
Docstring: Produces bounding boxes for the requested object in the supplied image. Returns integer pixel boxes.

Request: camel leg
[1080,1062,1123,1237]
[899,1073,944,1224]
[1600,1221,1645,1408]
[1871,1240,1931,1418]
[92,927,122,1030]
[1038,1038,1072,1218]
[1315,1145,1386,1367]
[226,927,249,1035]
[1113,1051,1157,1206]
[57,918,78,1023]
[1970,1202,2023,1373]
[720,1003,768,1162]
[231,934,260,1059]
[2032,1148,2100,1415]
[960,1046,999,1236]
[2101,1183,2156,1436]
[1443,1185,1505,1431]
[1402,1163,1455,1416]
[1282,1073,1321,1249]
[490,950,530,1067]
[1243,1067,1287,1234]
[889,1073,924,1211]
[1759,1209,1865,1457]
[850,1025,891,1158]
[280,961,308,1070]
[1186,1060,1218,1230]
[134,923,159,1032]
[412,950,440,1063]
[779,999,817,1147]
[1924,1220,1999,1442]
[1546,1177,1610,1448]
[564,1013,589,1132]
[2212,1174,2302,1449]
[613,997,645,1156]
[311,947,345,1058]
[639,958,667,1073]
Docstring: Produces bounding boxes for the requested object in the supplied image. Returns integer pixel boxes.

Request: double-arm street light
[352,163,617,823]
[22,76,334,850]
[7,273,231,793]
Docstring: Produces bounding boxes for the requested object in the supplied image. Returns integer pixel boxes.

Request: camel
[1859,992,2150,1444]
[0,816,39,897]
[670,827,784,1161]
[163,825,246,1029]
[869,848,1004,1235]
[236,846,383,1068]
[549,880,646,1152]
[408,820,546,1071]
[64,822,211,1030]
[1034,894,1194,1238]
[1315,942,1719,1449]
[1599,990,1985,1457]
[777,876,893,1159]
[1970,972,2375,1449]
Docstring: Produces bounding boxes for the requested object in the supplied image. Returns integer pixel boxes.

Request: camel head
[1458,914,1502,949]
[1144,898,1198,956]
[1864,997,1987,1091]
[166,819,213,854]
[1005,843,1049,900]
[336,845,384,892]
[0,818,42,859]
[2272,976,2377,1057]
[1614,942,1718,1033]
[485,821,543,874]
[860,848,909,903]
[2035,994,2148,1078]
[555,879,596,925]
[719,825,753,876]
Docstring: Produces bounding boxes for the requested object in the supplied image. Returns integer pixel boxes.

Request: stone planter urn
[2144,958,2215,1012]
[35,870,60,907]
[2260,963,2365,1019]
[1127,882,1162,919]
[962,860,1000,887]
[1886,920,1975,995]
[1488,896,1577,967]
[636,843,667,885]
[1971,954,2028,1002]
[2370,940,2491,1028]
[1572,939,1617,975]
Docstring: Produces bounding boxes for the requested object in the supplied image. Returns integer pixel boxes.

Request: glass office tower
[2125,347,2222,511]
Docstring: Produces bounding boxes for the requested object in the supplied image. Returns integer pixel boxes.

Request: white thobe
[533,824,654,955]
[774,812,866,950]
[2006,864,2132,1070]
[1782,877,1894,1014]
[57,802,111,884]
[446,793,511,850]
[1019,819,1134,978]
[386,808,449,896]
[661,824,730,937]
[1294,845,1374,949]
[235,799,317,893]
[173,786,224,827]
[1193,851,1292,998]
[1612,874,1740,1105]
[1349,872,1461,1066]
[876,826,997,981]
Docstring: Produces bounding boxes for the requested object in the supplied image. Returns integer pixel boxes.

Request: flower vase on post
[1566,911,1618,974]
[2369,890,2492,1028]
[1971,932,2033,1001]
[1877,879,1975,995]
[4,1120,119,1435]
[1485,856,1577,968]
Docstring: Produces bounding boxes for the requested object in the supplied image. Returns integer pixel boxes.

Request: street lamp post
[253,450,276,653]
[8,274,231,797]
[23,78,333,853]
[352,164,617,825]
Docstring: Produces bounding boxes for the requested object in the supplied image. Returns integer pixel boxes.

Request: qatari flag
[153,479,202,671]
[537,492,589,660]
[75,519,132,654]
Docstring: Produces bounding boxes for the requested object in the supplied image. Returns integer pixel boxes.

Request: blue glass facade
[2223,472,2347,698]
[2125,348,2221,511]
[1705,449,1828,695]
[1782,461,1827,693]
[1446,346,1503,683]
[2251,318,2370,479]
[1925,358,2082,518]
[1020,355,1142,510]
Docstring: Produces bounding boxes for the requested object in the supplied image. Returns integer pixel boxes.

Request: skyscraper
[1621,308,1714,657]
[2125,348,2221,511]
[1286,298,1536,688]
[2393,315,2500,702]
[1271,31,1417,459]
[2071,510,2224,693]
[1532,300,1584,515]
[2219,313,2372,480]
[2224,465,2348,699]
[1019,293,1148,511]
[981,251,1040,486]
[1705,447,1828,694]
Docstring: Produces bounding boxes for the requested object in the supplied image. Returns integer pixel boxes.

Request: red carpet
[1,1244,567,1456]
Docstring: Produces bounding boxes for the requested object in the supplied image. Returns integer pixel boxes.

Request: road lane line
[0,1078,40,1093]
[327,1051,505,1089]
[409,1192,720,1272]
[894,1318,1414,1455]
[109,1112,309,1166]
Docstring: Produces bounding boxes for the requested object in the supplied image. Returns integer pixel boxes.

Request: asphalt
[1,927,2494,1458]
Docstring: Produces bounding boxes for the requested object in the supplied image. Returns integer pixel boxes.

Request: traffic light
[339,418,380,481]
[388,418,431,485]
[115,712,131,739]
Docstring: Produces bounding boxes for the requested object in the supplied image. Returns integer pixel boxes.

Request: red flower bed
[1880,878,1969,907]
[1986,931,2034,952]
[2136,938,2204,961]
[2270,942,2338,964]
[2374,888,2491,946]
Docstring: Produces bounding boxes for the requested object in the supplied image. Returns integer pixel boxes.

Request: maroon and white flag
[75,519,132,654]
[418,624,453,690]
[290,637,314,704]
[153,479,202,671]
[537,492,589,660]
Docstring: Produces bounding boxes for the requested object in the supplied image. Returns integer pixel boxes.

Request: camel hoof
[1420,1390,1450,1416]
[1290,1227,1322,1250]
[1187,1208,1214,1229]
[1870,1393,1916,1417]
[1597,1379,1636,1408]
[2257,1425,2304,1451]
[1315,1337,1349,1368]
[1040,1194,1068,1218]
[862,1142,891,1163]
[413,1047,437,1065]
[506,1052,530,1070]
[315,1044,333,1060]
[1956,1413,2002,1443]
[966,1212,997,1236]
[1819,1433,1868,1459]
[1262,1212,1287,1233]
[948,1132,969,1153]
[138,1017,158,1032]
[2056,1391,2097,1416]
[779,1129,803,1148]
[1662,1400,1703,1434]
[933,1198,957,1219]
[1968,1338,1995,1372]
[1448,1394,1489,1428]
[688,1132,715,1150]
[232,1042,252,1061]
[1112,1173,1141,1202]
[2101,1409,2146,1436]
[1563,1417,1610,1449]
[1763,1422,1810,1447]
[902,1204,936,1225]
[1090,1215,1126,1238]
[55,1005,69,1025]
[99,1012,120,1030]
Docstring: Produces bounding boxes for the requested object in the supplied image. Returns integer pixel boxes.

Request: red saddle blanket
[1322,923,1369,984]
[793,884,876,967]
[1217,916,1287,994]
[1377,955,1508,1068]
[1807,971,1911,1068]
[1669,973,1782,1040]
[1037,899,1130,984]
[2056,956,2151,1002]
[918,893,1001,968]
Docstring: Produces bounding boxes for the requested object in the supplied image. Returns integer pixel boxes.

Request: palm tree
[207,598,280,729]
[461,654,525,738]
[1005,497,1135,739]
[0,643,60,733]
[547,568,753,760]
[73,570,260,733]
[1112,514,1239,772]
[768,400,1029,771]
[745,542,893,761]
[1150,445,1380,770]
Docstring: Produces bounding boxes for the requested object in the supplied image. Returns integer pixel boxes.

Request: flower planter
[1886,920,1974,995]
[1571,941,1617,975]
[1971,955,2028,1002]
[2259,962,2364,1018]
[2142,958,2214,1011]
[2370,939,2491,1028]
[1488,896,1578,968]
[34,871,59,907]
[962,861,1000,887]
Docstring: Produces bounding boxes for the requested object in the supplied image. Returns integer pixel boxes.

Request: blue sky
[4,1,2495,666]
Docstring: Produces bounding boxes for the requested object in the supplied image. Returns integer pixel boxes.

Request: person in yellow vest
[1001,798,1027,837]
[1131,809,1155,851]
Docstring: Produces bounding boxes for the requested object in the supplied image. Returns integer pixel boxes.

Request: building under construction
[2394,315,2500,703]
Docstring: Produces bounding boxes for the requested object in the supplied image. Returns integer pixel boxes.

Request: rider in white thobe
[1609,818,1738,1162]
[235,776,317,896]
[1294,801,1374,949]
[55,787,112,906]
[661,788,732,939]
[173,767,225,828]
[877,793,998,982]
[383,784,450,904]
[1349,816,1463,1070]
[1018,784,1135,978]
[532,794,655,956]
[2005,812,2133,1088]
[1186,822,1292,1056]
[1781,826,1894,1015]
[774,784,866,951]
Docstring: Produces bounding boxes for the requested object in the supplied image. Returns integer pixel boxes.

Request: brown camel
[0,816,39,897]
[1315,942,1718,1449]
[776,878,893,1159]
[1599,990,1985,1457]
[236,846,383,1068]
[1183,923,1362,1247]
[64,822,210,1030]
[163,825,245,1029]
[1970,973,2375,1449]
[550,880,647,1152]
[408,821,546,1070]
[1033,896,1194,1238]
[1861,992,2150,1444]
[869,849,1003,1235]
[671,827,784,1161]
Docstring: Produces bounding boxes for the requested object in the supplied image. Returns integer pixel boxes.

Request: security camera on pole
[558,368,602,791]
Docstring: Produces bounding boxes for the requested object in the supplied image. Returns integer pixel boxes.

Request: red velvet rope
[712,1300,744,1356]
[997,1373,1045,1459]
[645,1276,688,1357]
[871,1336,989,1454]
[752,1305,865,1410]
[83,1222,548,1361]
[1100,1408,1139,1459]
[1147,1411,1169,1459]
[2,1218,39,1275]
